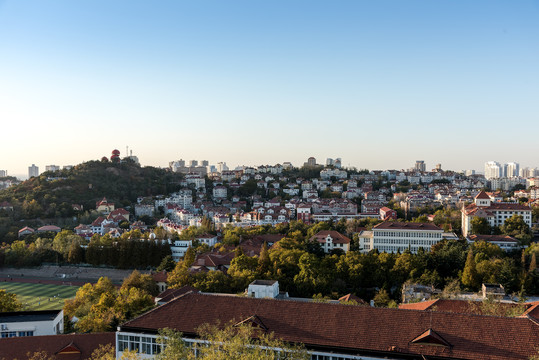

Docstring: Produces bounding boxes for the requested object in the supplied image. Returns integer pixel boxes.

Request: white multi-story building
[461,191,532,237]
[45,165,60,172]
[359,221,451,254]
[212,186,227,199]
[506,162,520,178]
[0,310,63,338]
[28,164,39,178]
[484,161,502,180]
[185,173,205,189]
[170,239,193,261]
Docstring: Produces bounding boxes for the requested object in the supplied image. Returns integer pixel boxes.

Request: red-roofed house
[309,230,351,253]
[96,197,115,214]
[18,226,35,238]
[462,191,532,236]
[379,206,397,220]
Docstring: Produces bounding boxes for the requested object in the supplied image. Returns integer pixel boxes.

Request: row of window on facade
[117,334,367,359]
[374,231,441,238]
[1,330,34,338]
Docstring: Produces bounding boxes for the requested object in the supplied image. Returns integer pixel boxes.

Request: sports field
[0,282,80,311]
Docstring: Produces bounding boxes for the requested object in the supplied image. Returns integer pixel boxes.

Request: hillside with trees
[0,160,183,242]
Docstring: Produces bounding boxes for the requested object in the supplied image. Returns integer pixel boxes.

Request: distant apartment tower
[414,160,426,172]
[505,162,519,178]
[484,161,502,180]
[188,160,198,167]
[465,170,476,176]
[520,167,537,178]
[28,164,39,178]
[45,165,60,172]
[304,157,317,167]
[0,170,7,177]
[217,162,229,173]
[435,163,442,171]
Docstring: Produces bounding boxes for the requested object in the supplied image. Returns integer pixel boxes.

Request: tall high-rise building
[305,157,317,167]
[505,162,519,178]
[201,160,209,167]
[217,162,229,173]
[520,167,537,178]
[28,164,39,178]
[484,161,502,180]
[0,170,7,177]
[414,160,426,172]
[188,160,198,167]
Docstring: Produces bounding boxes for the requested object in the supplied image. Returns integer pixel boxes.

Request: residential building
[116,291,539,360]
[379,206,397,220]
[18,226,35,238]
[309,230,351,253]
[359,221,451,254]
[484,161,502,180]
[96,197,115,214]
[506,162,519,178]
[466,234,522,252]
[195,233,218,247]
[415,160,426,172]
[28,164,39,178]
[45,165,60,172]
[212,185,227,199]
[170,239,193,261]
[0,170,7,177]
[0,310,63,338]
[135,204,155,217]
[461,191,532,237]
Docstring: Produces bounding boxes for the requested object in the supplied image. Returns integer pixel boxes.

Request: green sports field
[0,282,80,311]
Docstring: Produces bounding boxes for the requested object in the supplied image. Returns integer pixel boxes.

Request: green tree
[0,289,22,311]
[461,249,480,290]
[156,323,308,360]
[501,214,532,242]
[470,217,491,235]
[121,270,159,296]
[157,255,176,272]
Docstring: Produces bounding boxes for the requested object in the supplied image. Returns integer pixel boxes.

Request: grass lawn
[0,282,80,311]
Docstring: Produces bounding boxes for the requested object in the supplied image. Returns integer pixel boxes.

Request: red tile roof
[468,234,519,243]
[475,191,491,200]
[152,270,168,283]
[309,230,351,244]
[0,332,114,360]
[120,292,539,360]
[373,221,441,231]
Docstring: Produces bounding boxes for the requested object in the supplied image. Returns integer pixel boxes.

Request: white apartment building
[0,310,63,338]
[170,239,193,261]
[461,191,532,237]
[359,221,449,254]
[212,186,227,199]
[28,164,39,178]
[45,165,60,172]
[484,161,502,180]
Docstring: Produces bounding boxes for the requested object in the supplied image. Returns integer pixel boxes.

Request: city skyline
[1,1,538,177]
[4,153,539,180]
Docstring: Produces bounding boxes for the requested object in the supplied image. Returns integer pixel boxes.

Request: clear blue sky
[1,0,538,178]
